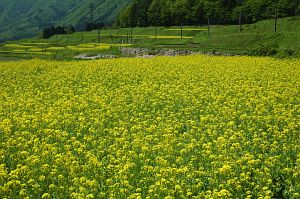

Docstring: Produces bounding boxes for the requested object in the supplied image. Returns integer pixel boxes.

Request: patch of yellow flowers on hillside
[0,55,299,198]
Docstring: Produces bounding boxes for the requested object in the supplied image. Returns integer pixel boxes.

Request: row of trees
[116,0,300,27]
[41,2,103,37]
[42,26,75,39]
[85,22,105,31]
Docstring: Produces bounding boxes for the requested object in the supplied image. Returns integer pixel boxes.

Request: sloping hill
[59,0,131,29]
[2,16,300,60]
[0,0,131,42]
[0,0,81,41]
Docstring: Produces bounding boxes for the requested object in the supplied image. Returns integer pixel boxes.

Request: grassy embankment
[1,16,300,60]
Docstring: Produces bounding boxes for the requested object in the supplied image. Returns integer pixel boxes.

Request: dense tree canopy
[42,26,75,39]
[116,0,300,27]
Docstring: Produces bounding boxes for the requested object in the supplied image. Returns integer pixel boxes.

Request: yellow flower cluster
[2,44,52,55]
[2,42,132,55]
[67,43,132,51]
[165,28,208,31]
[0,55,299,198]
[4,44,35,48]
[89,33,193,39]
[148,35,193,39]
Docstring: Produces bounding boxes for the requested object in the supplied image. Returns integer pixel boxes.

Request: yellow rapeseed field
[0,55,299,198]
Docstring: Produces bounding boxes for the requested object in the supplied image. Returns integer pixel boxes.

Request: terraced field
[0,43,133,57]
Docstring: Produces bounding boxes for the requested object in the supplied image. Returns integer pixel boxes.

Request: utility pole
[118,31,121,43]
[97,25,101,43]
[181,19,183,39]
[238,0,243,33]
[130,26,133,43]
[155,18,158,40]
[239,11,242,32]
[110,31,112,44]
[274,3,278,32]
[207,16,210,37]
[179,4,183,40]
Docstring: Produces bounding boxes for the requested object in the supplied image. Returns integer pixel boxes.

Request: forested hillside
[58,0,131,30]
[2,0,300,43]
[0,0,80,42]
[117,0,300,27]
[0,0,131,42]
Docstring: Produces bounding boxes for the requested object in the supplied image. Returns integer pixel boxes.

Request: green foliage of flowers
[0,55,299,198]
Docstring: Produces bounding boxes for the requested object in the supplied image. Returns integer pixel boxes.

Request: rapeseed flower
[0,55,299,197]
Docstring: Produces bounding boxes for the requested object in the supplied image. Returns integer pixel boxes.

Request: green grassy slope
[1,17,300,59]
[193,17,300,57]
[50,16,300,57]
